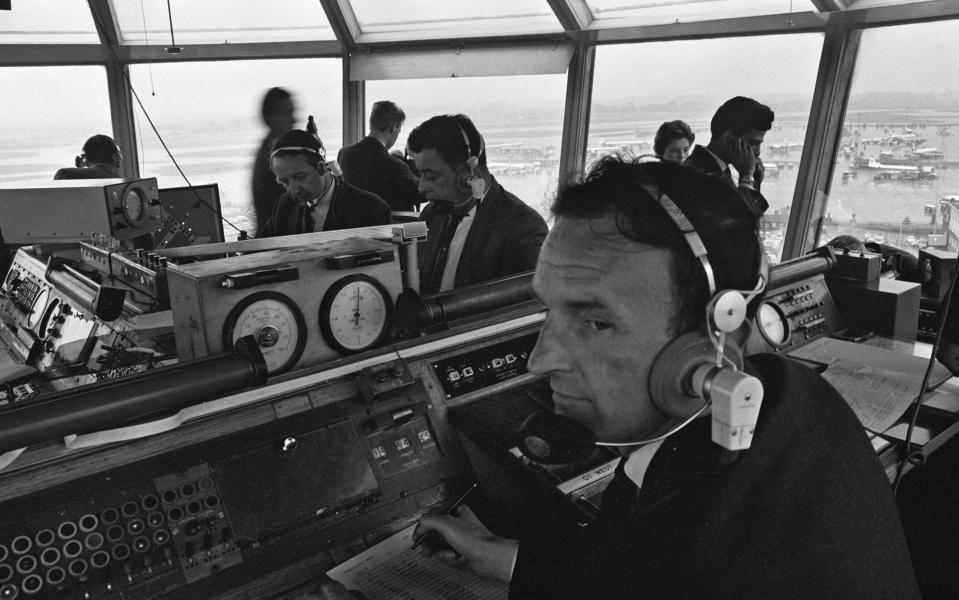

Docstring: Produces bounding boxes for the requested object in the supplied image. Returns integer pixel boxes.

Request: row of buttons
[446,354,518,382]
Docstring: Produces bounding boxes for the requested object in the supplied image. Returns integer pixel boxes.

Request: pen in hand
[411,483,478,550]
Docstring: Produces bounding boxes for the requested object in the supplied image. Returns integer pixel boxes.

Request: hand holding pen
[411,483,477,550]
[412,483,519,584]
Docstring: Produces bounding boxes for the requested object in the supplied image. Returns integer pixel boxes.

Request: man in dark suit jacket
[683,96,774,217]
[406,114,547,295]
[258,129,391,238]
[337,100,423,212]
[361,159,917,600]
[54,134,123,180]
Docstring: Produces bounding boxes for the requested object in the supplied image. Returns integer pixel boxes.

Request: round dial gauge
[26,288,50,330]
[319,275,392,354]
[123,188,146,225]
[757,301,790,347]
[223,292,306,374]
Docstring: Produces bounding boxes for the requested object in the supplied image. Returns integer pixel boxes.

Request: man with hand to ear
[684,96,772,217]
[317,157,918,599]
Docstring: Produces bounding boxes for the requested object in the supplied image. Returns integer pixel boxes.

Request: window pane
[0,66,112,186]
[365,74,568,223]
[129,58,342,237]
[822,19,959,259]
[349,0,562,41]
[588,33,824,263]
[0,0,98,43]
[112,0,335,44]
[585,0,818,28]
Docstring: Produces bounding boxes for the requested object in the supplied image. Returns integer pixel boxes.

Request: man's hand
[414,505,519,584]
[753,155,765,189]
[726,133,757,182]
[937,338,959,376]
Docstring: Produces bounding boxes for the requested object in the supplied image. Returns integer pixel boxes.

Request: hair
[653,120,695,156]
[270,129,324,166]
[261,87,293,122]
[82,134,119,163]
[709,96,775,138]
[407,114,486,170]
[370,100,406,133]
[551,156,762,335]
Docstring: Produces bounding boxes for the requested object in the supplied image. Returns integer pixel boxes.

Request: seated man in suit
[54,134,123,180]
[337,100,423,212]
[317,157,918,600]
[258,129,391,238]
[684,96,773,217]
[405,114,547,295]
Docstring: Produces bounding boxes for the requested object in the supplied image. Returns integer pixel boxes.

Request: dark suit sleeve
[388,154,423,210]
[738,186,769,217]
[504,206,548,273]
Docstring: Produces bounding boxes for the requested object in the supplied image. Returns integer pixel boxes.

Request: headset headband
[644,184,718,297]
[452,116,485,163]
[269,145,326,163]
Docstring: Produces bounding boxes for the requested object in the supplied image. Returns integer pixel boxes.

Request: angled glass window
[587,33,824,262]
[112,0,335,45]
[347,0,563,42]
[129,58,342,237]
[0,66,112,187]
[585,0,818,28]
[365,73,568,222]
[0,0,98,43]
[820,19,959,258]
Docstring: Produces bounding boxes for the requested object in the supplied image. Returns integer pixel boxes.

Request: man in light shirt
[405,114,547,295]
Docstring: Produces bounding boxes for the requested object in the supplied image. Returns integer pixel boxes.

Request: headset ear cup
[648,331,744,419]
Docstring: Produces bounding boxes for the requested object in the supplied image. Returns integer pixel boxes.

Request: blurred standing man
[251,87,296,232]
[406,114,547,295]
[684,96,774,217]
[258,130,391,238]
[337,100,423,212]
[54,134,122,179]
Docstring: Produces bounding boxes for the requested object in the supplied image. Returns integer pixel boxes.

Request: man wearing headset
[54,134,123,180]
[258,129,391,238]
[406,114,547,295]
[318,157,917,599]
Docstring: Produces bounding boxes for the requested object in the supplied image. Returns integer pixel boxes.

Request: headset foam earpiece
[453,117,487,199]
[641,184,766,427]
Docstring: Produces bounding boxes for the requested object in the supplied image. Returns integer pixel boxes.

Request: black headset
[452,116,487,199]
[518,181,768,464]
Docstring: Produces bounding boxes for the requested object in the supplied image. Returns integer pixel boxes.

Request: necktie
[598,457,639,525]
[422,199,475,295]
[722,166,734,186]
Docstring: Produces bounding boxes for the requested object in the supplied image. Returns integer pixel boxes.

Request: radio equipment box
[167,238,402,375]
[919,247,957,302]
[0,178,162,243]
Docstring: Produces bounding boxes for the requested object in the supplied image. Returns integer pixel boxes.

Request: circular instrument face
[319,275,392,354]
[756,301,790,347]
[26,288,50,329]
[123,188,146,225]
[223,292,306,375]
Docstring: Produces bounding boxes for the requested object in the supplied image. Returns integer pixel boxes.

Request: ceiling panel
[111,0,336,45]
[347,0,563,42]
[0,0,98,44]
[584,0,819,28]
